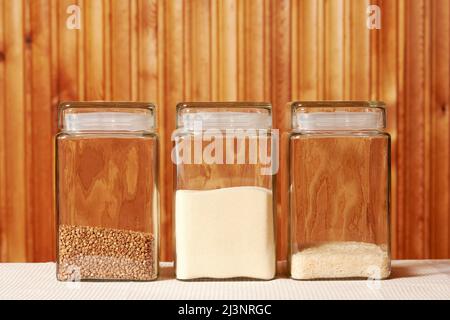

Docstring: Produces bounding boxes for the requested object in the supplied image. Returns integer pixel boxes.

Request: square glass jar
[289,101,391,280]
[173,102,277,280]
[56,102,159,281]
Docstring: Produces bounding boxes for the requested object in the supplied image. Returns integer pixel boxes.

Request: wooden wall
[0,0,449,262]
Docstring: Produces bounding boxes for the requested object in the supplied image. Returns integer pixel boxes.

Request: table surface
[0,260,449,300]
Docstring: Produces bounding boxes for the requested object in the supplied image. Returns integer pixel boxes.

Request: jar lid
[181,112,272,130]
[176,102,272,130]
[295,112,384,131]
[290,101,386,131]
[58,102,156,132]
[64,112,155,132]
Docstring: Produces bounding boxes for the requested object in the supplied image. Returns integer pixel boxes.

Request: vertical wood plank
[241,0,266,100]
[263,0,271,100]
[103,0,111,100]
[23,0,32,259]
[377,0,400,258]
[369,1,380,99]
[137,0,158,102]
[84,0,104,100]
[316,0,325,99]
[4,0,27,261]
[296,0,325,100]
[423,0,432,261]
[324,0,344,99]
[210,0,218,101]
[348,0,370,99]
[156,6,165,140]
[28,0,55,261]
[237,0,244,100]
[77,0,85,100]
[396,0,406,258]
[50,0,59,254]
[290,0,298,100]
[162,0,184,261]
[402,0,430,258]
[0,0,6,261]
[217,0,237,101]
[187,0,211,101]
[182,0,191,101]
[130,0,138,101]
[50,0,58,133]
[430,0,449,258]
[58,0,79,101]
[111,0,131,100]
[156,0,166,259]
[271,0,291,261]
[343,0,350,99]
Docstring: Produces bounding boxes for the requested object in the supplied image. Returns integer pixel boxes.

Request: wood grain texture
[293,0,324,100]
[290,135,390,248]
[324,0,344,99]
[0,0,6,262]
[271,0,291,263]
[217,0,237,101]
[238,0,269,101]
[376,0,399,258]
[137,0,158,102]
[186,0,211,101]
[57,136,157,233]
[0,0,449,261]
[84,0,104,100]
[430,0,450,258]
[162,0,183,262]
[3,0,27,261]
[57,0,79,101]
[347,0,370,100]
[28,0,55,261]
[111,0,131,101]
[401,0,430,259]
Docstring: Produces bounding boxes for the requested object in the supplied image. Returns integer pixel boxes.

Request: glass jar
[56,102,159,281]
[289,101,391,280]
[173,102,277,280]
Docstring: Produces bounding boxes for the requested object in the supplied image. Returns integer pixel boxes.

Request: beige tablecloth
[0,260,449,300]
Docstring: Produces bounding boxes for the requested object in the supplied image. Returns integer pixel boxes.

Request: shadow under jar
[173,102,277,280]
[56,102,159,281]
[289,101,391,280]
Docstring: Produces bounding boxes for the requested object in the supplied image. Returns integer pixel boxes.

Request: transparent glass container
[289,101,391,280]
[56,102,159,281]
[173,102,277,280]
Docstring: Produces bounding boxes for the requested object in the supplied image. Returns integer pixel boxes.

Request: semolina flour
[175,186,276,280]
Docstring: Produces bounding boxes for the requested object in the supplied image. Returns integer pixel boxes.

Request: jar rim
[289,101,386,131]
[176,102,272,130]
[58,102,157,133]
